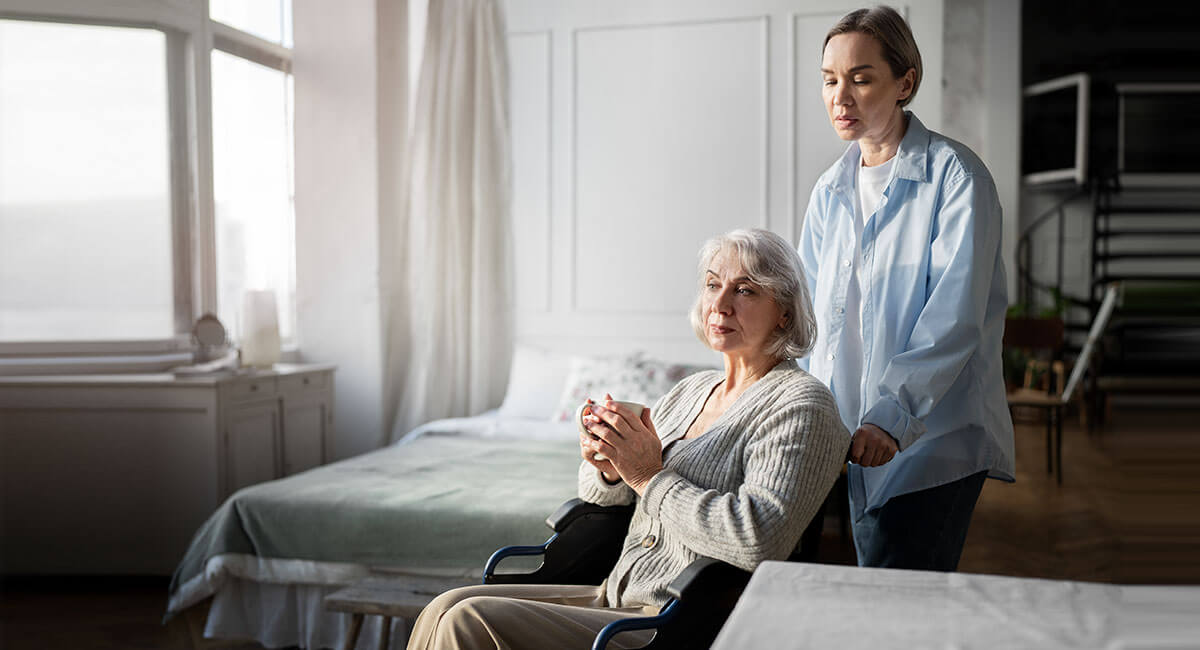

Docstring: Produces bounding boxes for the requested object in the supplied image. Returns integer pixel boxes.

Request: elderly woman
[798,6,1015,571]
[407,228,848,650]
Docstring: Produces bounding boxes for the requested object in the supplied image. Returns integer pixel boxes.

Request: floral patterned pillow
[551,352,715,422]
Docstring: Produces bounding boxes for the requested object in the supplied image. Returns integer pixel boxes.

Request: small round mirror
[193,313,228,347]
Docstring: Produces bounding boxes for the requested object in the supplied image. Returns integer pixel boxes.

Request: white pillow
[497,345,573,420]
[551,353,714,422]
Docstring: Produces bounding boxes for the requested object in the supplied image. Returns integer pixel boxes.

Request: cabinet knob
[249,384,258,392]
[302,378,310,385]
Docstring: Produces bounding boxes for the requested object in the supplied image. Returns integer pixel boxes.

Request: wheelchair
[481,498,826,650]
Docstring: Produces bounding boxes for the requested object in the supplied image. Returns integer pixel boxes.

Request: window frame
[0,0,294,367]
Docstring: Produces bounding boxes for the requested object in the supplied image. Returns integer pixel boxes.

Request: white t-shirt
[832,156,893,433]
[857,157,893,224]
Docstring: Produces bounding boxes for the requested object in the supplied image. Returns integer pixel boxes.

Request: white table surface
[712,562,1200,649]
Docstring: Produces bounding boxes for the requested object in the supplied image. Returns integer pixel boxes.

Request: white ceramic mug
[575,400,645,462]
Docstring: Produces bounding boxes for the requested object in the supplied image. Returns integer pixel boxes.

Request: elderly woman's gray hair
[690,228,817,360]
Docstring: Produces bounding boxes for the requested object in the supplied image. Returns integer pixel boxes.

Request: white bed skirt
[174,554,481,649]
[207,577,410,650]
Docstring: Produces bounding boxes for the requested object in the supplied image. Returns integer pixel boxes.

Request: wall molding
[508,29,554,312]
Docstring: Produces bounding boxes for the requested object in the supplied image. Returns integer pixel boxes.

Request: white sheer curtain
[388,0,513,441]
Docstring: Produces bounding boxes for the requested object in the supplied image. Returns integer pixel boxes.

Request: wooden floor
[961,403,1200,584]
[2,404,1197,649]
[0,577,263,650]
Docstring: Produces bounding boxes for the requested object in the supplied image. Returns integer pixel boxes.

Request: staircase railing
[1014,185,1090,316]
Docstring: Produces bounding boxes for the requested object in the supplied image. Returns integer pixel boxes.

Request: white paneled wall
[573,18,768,315]
[503,0,944,363]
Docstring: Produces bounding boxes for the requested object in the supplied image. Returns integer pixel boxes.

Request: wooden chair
[1004,317,1067,483]
[1002,286,1119,485]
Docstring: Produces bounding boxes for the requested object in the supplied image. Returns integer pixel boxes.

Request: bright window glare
[210,0,293,48]
[212,51,296,344]
[0,20,172,342]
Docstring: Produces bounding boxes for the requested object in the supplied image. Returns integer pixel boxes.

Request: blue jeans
[850,470,988,571]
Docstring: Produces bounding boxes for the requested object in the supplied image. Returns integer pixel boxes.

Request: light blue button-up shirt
[798,113,1015,512]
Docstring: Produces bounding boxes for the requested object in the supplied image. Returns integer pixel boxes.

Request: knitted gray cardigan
[578,359,849,608]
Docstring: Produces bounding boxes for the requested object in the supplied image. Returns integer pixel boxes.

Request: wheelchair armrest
[592,558,752,650]
[666,557,752,604]
[546,498,634,532]
[482,537,556,582]
[484,499,634,586]
[592,599,682,650]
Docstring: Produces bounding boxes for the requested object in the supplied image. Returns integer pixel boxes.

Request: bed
[166,348,708,649]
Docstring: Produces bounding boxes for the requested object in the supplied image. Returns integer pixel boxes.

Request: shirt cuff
[862,397,925,451]
[641,469,683,519]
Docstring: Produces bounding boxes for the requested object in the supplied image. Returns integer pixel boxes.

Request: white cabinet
[219,366,334,498]
[282,401,325,476]
[0,363,335,575]
[226,400,281,495]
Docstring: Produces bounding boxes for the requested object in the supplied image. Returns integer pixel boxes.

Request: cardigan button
[641,535,657,549]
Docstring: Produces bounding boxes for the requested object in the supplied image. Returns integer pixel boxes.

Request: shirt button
[837,307,845,314]
[641,535,657,549]
[827,353,835,361]
[843,259,852,267]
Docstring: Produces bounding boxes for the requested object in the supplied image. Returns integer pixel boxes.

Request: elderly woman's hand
[579,399,621,484]
[586,394,663,496]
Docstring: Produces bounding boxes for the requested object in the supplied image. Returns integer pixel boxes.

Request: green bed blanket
[168,433,581,603]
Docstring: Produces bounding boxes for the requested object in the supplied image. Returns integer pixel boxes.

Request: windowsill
[0,343,304,377]
[0,352,195,377]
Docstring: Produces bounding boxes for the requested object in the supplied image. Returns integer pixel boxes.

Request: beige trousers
[406,583,658,650]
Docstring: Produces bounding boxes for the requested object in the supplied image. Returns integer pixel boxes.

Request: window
[0,1,296,361]
[212,51,296,342]
[0,20,173,342]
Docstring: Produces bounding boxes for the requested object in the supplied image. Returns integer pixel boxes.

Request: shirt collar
[822,111,930,196]
[893,111,929,183]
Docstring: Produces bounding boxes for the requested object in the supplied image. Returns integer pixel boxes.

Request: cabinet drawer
[279,372,328,397]
[227,376,279,403]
